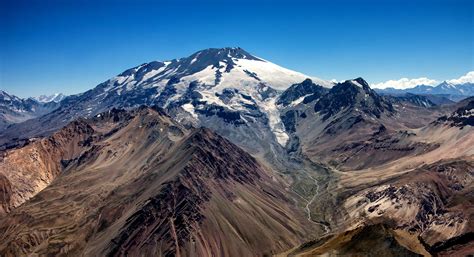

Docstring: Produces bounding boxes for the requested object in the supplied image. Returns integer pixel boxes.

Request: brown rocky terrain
[282,98,474,256]
[282,157,474,257]
[280,78,457,172]
[0,119,95,214]
[280,223,428,257]
[0,106,318,256]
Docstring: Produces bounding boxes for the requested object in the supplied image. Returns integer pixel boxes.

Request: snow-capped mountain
[1,47,333,150]
[0,90,60,131]
[0,90,22,105]
[108,47,331,92]
[408,81,474,96]
[93,47,332,145]
[33,93,66,103]
[374,81,474,101]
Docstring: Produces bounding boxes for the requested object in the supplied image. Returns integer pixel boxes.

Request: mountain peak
[32,93,66,103]
[343,77,370,89]
[353,77,370,88]
[183,47,262,68]
[438,81,455,88]
[314,77,393,120]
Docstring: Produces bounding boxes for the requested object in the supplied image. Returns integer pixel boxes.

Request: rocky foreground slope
[0,107,318,257]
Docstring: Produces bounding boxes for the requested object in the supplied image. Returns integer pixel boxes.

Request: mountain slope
[284,223,427,256]
[435,96,474,127]
[281,98,474,257]
[0,48,332,169]
[0,90,60,131]
[0,118,95,214]
[0,106,317,256]
[33,93,66,103]
[276,77,462,171]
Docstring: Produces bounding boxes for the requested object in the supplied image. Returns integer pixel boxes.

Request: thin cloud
[372,70,474,89]
[447,71,474,84]
[371,77,438,89]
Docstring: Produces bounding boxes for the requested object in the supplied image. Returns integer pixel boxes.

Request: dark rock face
[277,79,328,106]
[422,232,474,255]
[91,108,133,123]
[119,61,166,82]
[327,127,438,170]
[175,47,262,76]
[107,128,265,256]
[0,174,13,213]
[155,82,178,107]
[195,104,245,124]
[386,93,437,107]
[216,88,238,104]
[109,179,208,257]
[436,97,474,127]
[314,78,394,120]
[281,110,299,133]
[168,82,203,108]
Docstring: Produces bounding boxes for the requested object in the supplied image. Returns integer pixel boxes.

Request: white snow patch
[181,103,198,119]
[235,58,332,90]
[259,98,289,146]
[351,80,364,88]
[140,64,168,82]
[288,94,311,106]
[190,53,200,65]
[180,65,217,86]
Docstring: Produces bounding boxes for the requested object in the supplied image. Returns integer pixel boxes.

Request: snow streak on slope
[93,48,333,146]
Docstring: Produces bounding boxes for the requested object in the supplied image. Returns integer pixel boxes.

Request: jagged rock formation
[276,78,329,107]
[276,77,445,170]
[313,78,394,121]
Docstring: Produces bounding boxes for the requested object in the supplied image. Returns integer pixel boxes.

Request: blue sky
[1,0,473,97]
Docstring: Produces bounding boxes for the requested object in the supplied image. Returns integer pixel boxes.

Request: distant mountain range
[0,90,63,131]
[374,81,474,101]
[32,93,66,103]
